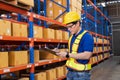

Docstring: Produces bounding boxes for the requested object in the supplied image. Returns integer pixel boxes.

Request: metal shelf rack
[0,0,69,80]
[82,0,112,67]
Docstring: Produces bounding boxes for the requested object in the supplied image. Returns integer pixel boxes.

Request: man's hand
[56,51,68,58]
[52,48,60,53]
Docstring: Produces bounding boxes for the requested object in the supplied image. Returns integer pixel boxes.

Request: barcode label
[35,63,39,66]
[3,69,10,73]
[27,64,31,68]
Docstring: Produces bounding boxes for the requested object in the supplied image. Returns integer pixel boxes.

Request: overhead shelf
[0,36,68,43]
[0,64,32,74]
[34,38,68,43]
[0,0,66,27]
[0,36,29,41]
[0,0,28,15]
[0,58,67,75]
[35,58,67,67]
[88,31,110,39]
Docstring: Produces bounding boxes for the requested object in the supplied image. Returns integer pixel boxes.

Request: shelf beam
[0,1,28,16]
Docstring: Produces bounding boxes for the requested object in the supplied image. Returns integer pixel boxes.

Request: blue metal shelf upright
[82,0,112,65]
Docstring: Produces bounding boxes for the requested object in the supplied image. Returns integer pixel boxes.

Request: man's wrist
[66,52,69,58]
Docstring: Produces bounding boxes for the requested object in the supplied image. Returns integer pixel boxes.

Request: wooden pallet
[2,0,33,10]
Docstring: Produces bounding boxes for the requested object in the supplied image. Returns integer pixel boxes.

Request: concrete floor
[91,56,120,80]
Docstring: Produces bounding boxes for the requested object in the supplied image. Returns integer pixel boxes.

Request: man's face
[66,21,80,34]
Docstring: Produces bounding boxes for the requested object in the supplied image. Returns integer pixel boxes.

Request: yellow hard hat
[63,11,80,24]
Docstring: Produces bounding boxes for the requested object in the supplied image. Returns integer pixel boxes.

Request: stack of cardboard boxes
[47,0,82,23]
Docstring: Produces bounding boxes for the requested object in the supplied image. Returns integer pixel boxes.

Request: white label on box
[49,3,52,7]
[58,1,61,4]
[3,68,10,73]
[0,36,3,39]
[50,11,53,15]
[59,10,62,14]
[35,63,39,66]
[7,29,10,34]
[59,18,62,22]
[27,64,31,68]
[34,31,37,34]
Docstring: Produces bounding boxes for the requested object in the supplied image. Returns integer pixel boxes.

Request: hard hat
[63,11,80,24]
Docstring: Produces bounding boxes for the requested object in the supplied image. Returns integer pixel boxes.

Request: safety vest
[66,30,91,71]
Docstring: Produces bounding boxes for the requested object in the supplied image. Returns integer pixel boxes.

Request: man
[54,11,94,80]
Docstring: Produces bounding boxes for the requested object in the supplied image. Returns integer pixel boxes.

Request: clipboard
[39,48,58,56]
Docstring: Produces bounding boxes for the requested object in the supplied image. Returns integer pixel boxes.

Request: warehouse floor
[91,56,120,80]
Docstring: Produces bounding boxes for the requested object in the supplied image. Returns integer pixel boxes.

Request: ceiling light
[101,2,106,7]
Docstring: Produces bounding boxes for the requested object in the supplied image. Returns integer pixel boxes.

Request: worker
[54,11,94,80]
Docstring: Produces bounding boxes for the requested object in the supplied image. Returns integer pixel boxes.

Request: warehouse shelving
[0,58,67,75]
[0,64,32,75]
[0,0,69,80]
[82,0,112,67]
[0,0,112,80]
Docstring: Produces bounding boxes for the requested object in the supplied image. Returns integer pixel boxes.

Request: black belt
[69,70,90,73]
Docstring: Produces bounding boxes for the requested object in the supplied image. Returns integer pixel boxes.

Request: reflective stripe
[66,31,91,71]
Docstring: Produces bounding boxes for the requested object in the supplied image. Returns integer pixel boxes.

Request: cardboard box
[28,50,40,63]
[12,22,28,37]
[46,69,56,80]
[20,24,28,37]
[55,30,62,40]
[12,22,20,37]
[4,0,17,5]
[34,50,40,62]
[62,31,69,40]
[77,0,82,10]
[35,72,46,80]
[34,26,43,38]
[53,0,63,22]
[0,19,11,36]
[43,28,55,39]
[56,66,64,78]
[18,77,29,80]
[70,5,77,12]
[9,51,28,66]
[46,0,54,19]
[70,0,77,6]
[18,0,34,6]
[0,52,8,68]
[40,50,57,60]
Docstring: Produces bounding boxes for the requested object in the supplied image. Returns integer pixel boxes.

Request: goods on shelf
[46,68,56,80]
[70,0,82,14]
[35,71,46,80]
[56,66,64,78]
[18,77,29,80]
[12,22,28,37]
[53,0,63,22]
[46,0,82,22]
[0,0,111,80]
[40,50,58,60]
[9,51,28,66]
[18,0,34,7]
[0,52,8,68]
[0,19,11,36]
[62,31,69,40]
[3,0,34,10]
[43,28,55,39]
[28,50,40,63]
[34,25,43,39]
[104,53,110,59]
[55,30,63,40]
[46,0,54,20]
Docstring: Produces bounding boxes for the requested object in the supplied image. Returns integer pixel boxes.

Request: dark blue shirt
[70,29,94,64]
